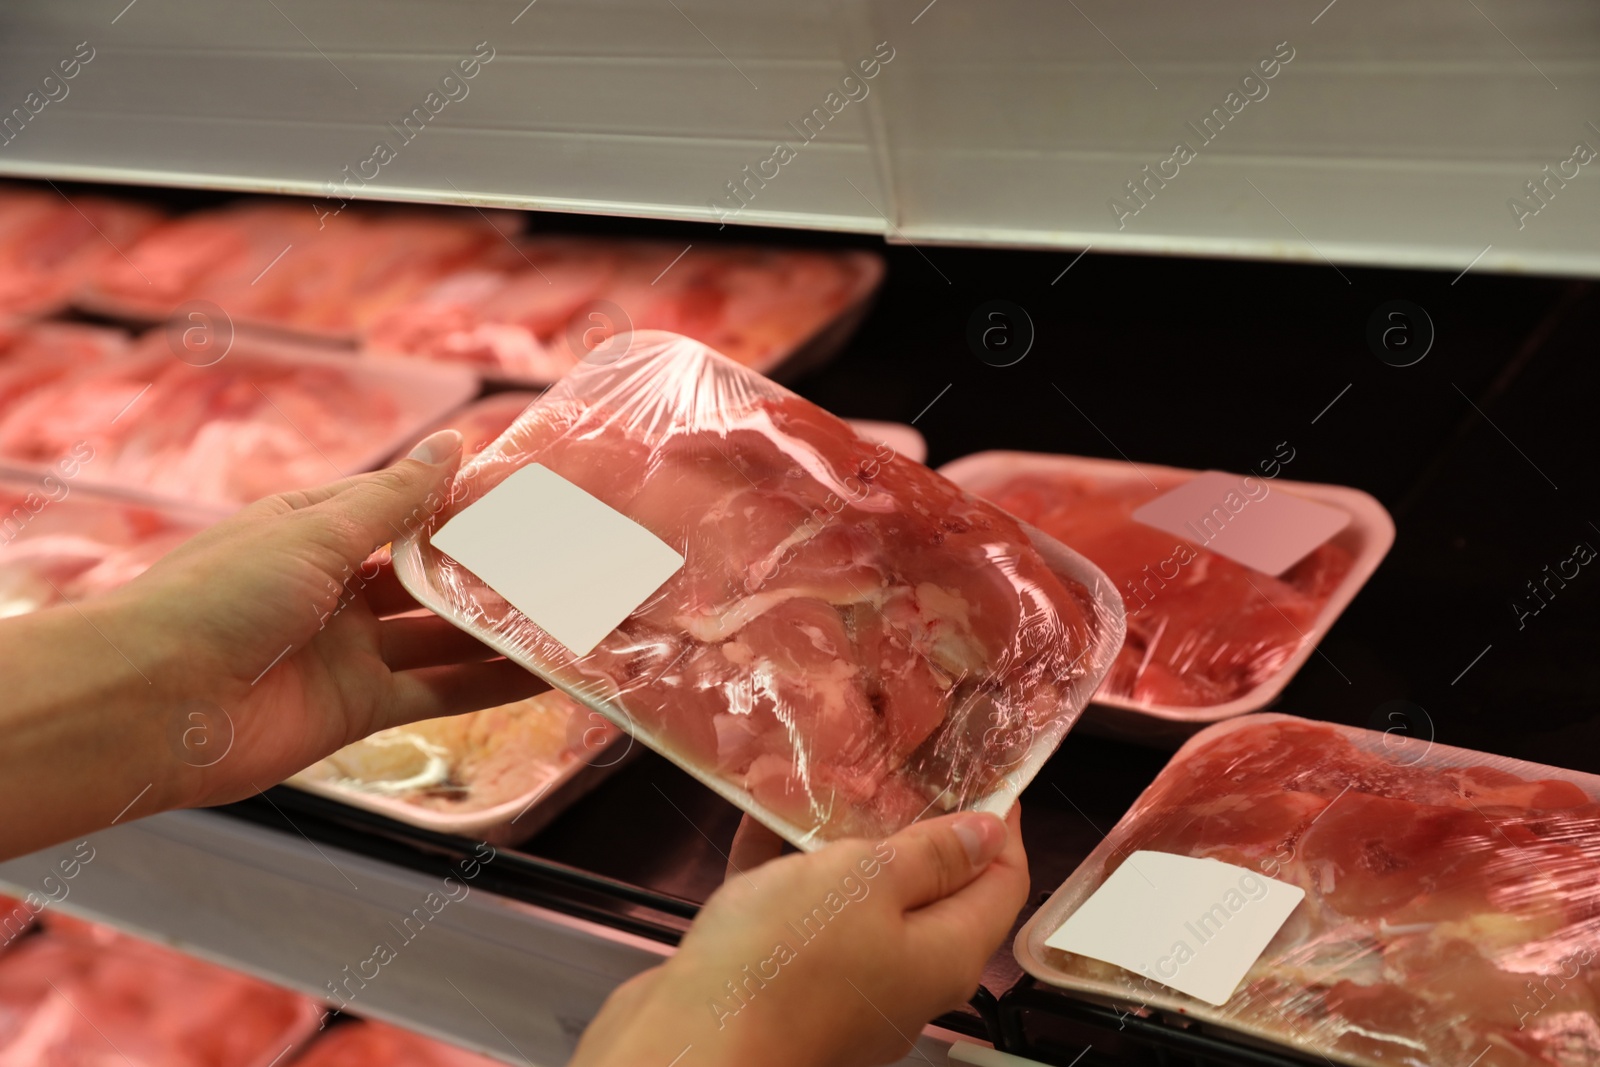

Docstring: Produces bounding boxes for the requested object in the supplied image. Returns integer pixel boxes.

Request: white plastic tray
[939,451,1394,741]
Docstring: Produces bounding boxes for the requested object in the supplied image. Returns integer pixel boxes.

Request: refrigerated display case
[2,4,1598,1066]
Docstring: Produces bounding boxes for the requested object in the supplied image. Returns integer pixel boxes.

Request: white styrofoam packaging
[939,451,1395,743]
[393,333,1126,851]
[289,691,635,847]
[1014,713,1600,1067]
[0,332,479,514]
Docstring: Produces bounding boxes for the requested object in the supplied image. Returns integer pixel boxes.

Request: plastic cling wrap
[942,452,1392,722]
[395,333,1124,848]
[1016,714,1600,1067]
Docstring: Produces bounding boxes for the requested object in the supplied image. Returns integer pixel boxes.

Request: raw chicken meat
[0,185,161,318]
[397,334,1119,846]
[291,694,620,844]
[1028,715,1600,1067]
[0,926,319,1067]
[80,200,519,338]
[968,467,1353,707]
[362,238,880,382]
[0,476,205,618]
[295,1021,503,1067]
[0,334,473,508]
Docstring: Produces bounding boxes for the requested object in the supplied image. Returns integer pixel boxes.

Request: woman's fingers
[305,431,463,561]
[383,658,548,730]
[879,810,1010,912]
[727,814,788,880]
[905,806,1030,995]
[379,614,501,671]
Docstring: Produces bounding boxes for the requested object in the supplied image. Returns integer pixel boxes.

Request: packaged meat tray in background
[1015,714,1600,1067]
[289,690,631,846]
[0,924,322,1067]
[941,452,1393,740]
[361,238,884,386]
[0,319,134,412]
[77,199,522,341]
[0,895,34,955]
[0,185,162,319]
[0,332,478,511]
[295,1019,504,1067]
[395,332,1124,849]
[0,473,210,618]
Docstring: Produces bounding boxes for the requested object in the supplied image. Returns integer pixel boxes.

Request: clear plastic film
[395,333,1125,848]
[1017,714,1600,1067]
[943,453,1391,717]
[361,239,883,384]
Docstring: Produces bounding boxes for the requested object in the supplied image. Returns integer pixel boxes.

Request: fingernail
[408,429,463,465]
[952,812,1005,866]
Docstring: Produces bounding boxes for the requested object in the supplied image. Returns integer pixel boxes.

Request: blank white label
[1044,851,1304,1006]
[430,464,685,657]
[1132,471,1350,576]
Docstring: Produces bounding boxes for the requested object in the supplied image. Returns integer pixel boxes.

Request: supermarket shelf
[0,808,963,1067]
[4,1,1600,272]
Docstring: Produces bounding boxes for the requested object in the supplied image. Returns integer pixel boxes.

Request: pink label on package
[1132,471,1350,577]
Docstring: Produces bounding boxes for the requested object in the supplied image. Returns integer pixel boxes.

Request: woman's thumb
[880,811,1008,910]
[311,429,464,560]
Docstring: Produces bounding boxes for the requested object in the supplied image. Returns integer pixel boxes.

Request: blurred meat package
[0,332,475,509]
[0,185,161,319]
[1018,714,1600,1067]
[362,238,882,383]
[0,926,320,1067]
[0,474,206,617]
[395,332,1123,847]
[78,199,520,339]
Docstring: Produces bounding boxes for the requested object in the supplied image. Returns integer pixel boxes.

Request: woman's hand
[571,807,1029,1067]
[0,429,544,858]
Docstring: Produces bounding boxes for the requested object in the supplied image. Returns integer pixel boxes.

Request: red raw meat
[294,1021,502,1067]
[401,336,1113,844]
[0,927,317,1067]
[0,186,161,318]
[0,335,417,508]
[1040,716,1600,1067]
[0,477,204,616]
[83,200,517,338]
[363,238,876,380]
[0,321,132,414]
[978,471,1354,707]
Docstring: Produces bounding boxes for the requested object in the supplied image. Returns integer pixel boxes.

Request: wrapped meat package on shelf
[290,690,629,844]
[0,185,162,319]
[0,332,476,510]
[941,452,1393,729]
[1016,714,1600,1067]
[0,473,208,618]
[0,924,321,1067]
[77,199,521,339]
[362,238,883,384]
[395,332,1124,848]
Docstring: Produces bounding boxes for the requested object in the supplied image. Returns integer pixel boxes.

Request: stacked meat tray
[1,174,1597,1067]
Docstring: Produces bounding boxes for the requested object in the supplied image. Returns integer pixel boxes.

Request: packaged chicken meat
[0,184,162,319]
[1016,714,1600,1067]
[0,320,134,412]
[0,333,476,510]
[296,1020,503,1067]
[394,332,1124,848]
[78,199,522,340]
[941,452,1393,734]
[0,926,322,1067]
[361,238,883,385]
[0,474,209,618]
[290,690,629,845]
